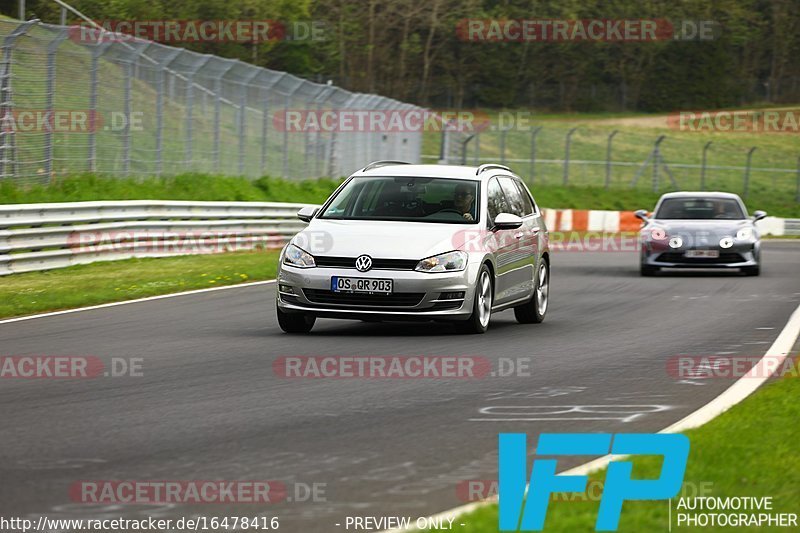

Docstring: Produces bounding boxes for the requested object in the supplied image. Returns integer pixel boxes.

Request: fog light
[668,236,683,249]
[440,291,465,300]
[279,284,295,295]
[719,237,734,249]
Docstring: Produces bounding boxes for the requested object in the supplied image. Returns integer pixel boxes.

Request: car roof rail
[476,163,511,175]
[362,160,412,172]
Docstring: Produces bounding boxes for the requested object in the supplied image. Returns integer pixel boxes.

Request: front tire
[515,259,549,324]
[456,265,493,334]
[276,302,316,333]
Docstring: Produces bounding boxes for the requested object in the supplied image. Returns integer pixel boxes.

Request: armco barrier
[0,202,794,276]
[0,200,312,275]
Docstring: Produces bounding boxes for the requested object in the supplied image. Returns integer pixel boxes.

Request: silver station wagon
[276,162,550,334]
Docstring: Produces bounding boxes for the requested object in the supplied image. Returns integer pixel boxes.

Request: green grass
[0,173,341,204]
[4,173,799,217]
[0,250,280,318]
[428,373,800,532]
[527,184,800,218]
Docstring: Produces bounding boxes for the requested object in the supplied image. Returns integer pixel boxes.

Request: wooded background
[7,0,800,111]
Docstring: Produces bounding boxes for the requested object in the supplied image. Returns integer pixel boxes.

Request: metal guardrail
[0,201,796,276]
[0,200,312,275]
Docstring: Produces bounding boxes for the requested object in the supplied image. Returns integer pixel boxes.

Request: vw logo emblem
[355,255,373,272]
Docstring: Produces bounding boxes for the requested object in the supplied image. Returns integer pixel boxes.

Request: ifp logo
[498,433,689,531]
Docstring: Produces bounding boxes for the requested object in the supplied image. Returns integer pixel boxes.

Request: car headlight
[283,244,316,268]
[649,227,667,241]
[736,228,753,240]
[719,237,734,249]
[415,250,467,273]
[668,236,683,249]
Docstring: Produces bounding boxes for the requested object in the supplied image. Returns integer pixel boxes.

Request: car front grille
[302,289,425,308]
[657,252,744,264]
[314,256,418,270]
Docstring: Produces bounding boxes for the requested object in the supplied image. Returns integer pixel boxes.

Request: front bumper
[641,241,759,268]
[276,262,481,321]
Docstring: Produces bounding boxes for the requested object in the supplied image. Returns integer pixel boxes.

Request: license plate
[331,276,393,294]
[685,250,719,258]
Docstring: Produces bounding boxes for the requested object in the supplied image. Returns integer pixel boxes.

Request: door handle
[531,228,540,235]
[514,231,524,239]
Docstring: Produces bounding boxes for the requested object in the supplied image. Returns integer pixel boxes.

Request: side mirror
[634,209,650,222]
[297,206,319,223]
[493,212,523,230]
[752,210,767,222]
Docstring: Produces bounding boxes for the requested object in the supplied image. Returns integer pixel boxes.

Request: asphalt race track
[2,242,799,532]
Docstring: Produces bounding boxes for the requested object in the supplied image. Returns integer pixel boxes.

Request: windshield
[319,176,480,224]
[655,198,746,220]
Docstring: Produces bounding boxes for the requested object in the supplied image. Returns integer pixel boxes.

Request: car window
[319,176,480,224]
[512,179,535,216]
[498,177,525,217]
[486,177,508,224]
[655,198,745,220]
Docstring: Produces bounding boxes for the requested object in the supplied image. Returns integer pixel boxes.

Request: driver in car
[454,184,475,221]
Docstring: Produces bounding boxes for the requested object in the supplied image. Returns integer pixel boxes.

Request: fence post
[121,46,149,177]
[563,127,578,185]
[87,47,100,173]
[700,141,712,191]
[461,134,474,164]
[500,128,508,164]
[283,92,291,177]
[474,132,480,164]
[529,126,542,184]
[0,20,38,180]
[238,69,261,176]
[152,49,183,176]
[605,130,618,189]
[183,55,212,171]
[261,88,270,176]
[44,29,68,182]
[796,156,800,203]
[438,117,449,164]
[212,61,236,173]
[743,146,756,199]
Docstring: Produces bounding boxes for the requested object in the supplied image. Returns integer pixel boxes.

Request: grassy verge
[3,173,798,217]
[0,250,280,319]
[429,373,800,532]
[0,173,341,204]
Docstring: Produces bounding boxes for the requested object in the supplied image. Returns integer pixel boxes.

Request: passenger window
[498,177,525,217]
[486,178,508,225]
[513,179,536,215]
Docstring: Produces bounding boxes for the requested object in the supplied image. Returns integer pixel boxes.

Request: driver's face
[454,187,473,211]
